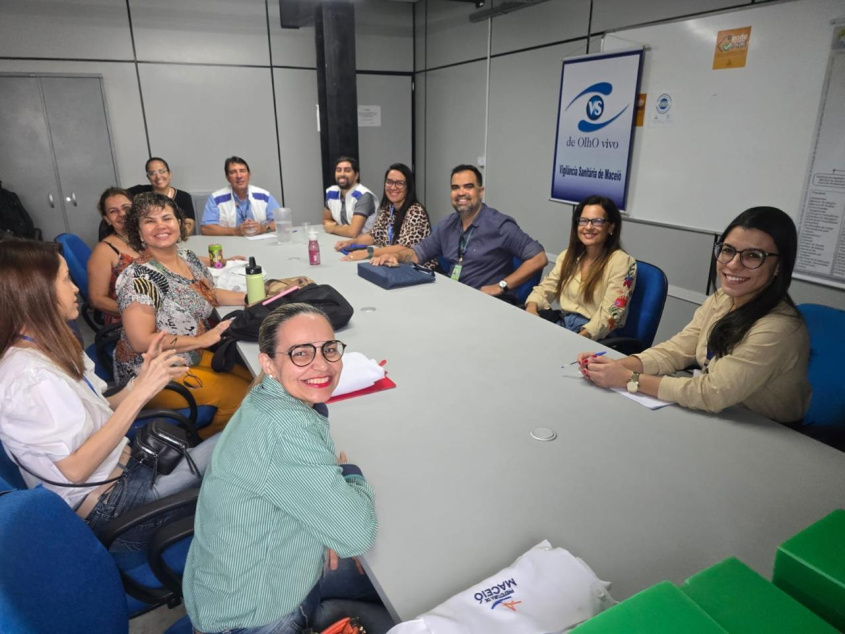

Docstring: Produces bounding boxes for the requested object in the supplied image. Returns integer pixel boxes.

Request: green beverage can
[208,244,224,268]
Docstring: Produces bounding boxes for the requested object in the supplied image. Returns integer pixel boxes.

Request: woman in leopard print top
[336,163,436,268]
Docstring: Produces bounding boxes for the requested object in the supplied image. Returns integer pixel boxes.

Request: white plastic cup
[276,208,293,244]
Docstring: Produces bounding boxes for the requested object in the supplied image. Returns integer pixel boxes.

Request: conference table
[187,231,845,623]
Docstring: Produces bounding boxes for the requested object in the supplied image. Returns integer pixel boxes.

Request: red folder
[327,359,396,403]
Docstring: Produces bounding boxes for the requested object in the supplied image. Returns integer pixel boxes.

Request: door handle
[48,193,55,208]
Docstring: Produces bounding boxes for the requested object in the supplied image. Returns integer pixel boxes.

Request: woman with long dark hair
[334,162,434,267]
[0,240,215,544]
[526,195,637,339]
[580,207,811,423]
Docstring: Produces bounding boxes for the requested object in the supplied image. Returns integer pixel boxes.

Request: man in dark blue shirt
[371,165,547,299]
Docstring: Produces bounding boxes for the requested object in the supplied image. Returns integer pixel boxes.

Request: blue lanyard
[458,227,475,263]
[235,194,251,223]
[387,205,396,245]
[18,334,99,396]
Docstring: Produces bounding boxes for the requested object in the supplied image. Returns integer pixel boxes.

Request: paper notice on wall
[713,26,751,70]
[795,27,845,290]
[358,105,381,127]
[647,91,675,128]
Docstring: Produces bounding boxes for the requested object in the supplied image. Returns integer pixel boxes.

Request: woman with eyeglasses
[184,303,392,634]
[128,157,196,234]
[0,240,217,546]
[580,207,811,423]
[334,162,435,267]
[89,187,140,325]
[525,195,637,339]
[114,192,252,438]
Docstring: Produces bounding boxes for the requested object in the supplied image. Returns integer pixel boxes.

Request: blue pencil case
[357,262,436,289]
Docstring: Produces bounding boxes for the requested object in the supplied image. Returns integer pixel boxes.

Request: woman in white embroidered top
[0,240,217,547]
[525,196,637,340]
[579,207,811,423]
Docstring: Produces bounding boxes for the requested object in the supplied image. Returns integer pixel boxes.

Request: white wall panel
[138,64,281,202]
[0,60,147,187]
[267,0,317,68]
[130,0,270,66]
[591,0,748,34]
[273,68,324,226]
[357,74,413,191]
[485,41,587,254]
[415,1,427,72]
[356,1,414,72]
[423,0,490,70]
[0,0,133,60]
[415,72,427,205]
[490,0,590,55]
[422,61,487,223]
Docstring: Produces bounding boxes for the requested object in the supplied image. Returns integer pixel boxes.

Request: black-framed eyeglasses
[577,217,608,227]
[385,179,406,189]
[282,340,346,367]
[713,243,779,270]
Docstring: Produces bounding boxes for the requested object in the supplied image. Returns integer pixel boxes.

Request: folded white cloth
[387,540,615,634]
[332,352,386,397]
[208,260,266,292]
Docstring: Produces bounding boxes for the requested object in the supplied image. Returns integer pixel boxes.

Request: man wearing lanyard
[371,164,547,301]
[201,156,280,236]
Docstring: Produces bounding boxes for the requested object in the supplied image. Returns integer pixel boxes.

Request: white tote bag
[387,540,615,634]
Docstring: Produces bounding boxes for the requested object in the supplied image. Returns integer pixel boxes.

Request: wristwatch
[498,280,509,292]
[627,371,641,394]
[367,246,374,259]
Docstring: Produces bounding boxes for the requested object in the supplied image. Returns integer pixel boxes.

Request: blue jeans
[557,311,590,333]
[86,435,219,551]
[204,558,393,634]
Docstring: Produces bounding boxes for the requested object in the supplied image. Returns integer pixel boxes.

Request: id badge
[450,263,462,281]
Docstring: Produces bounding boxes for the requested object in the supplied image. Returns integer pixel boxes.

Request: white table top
[188,232,845,622]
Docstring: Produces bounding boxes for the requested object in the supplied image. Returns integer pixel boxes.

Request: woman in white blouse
[0,240,217,547]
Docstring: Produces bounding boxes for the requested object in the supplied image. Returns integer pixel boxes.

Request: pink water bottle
[308,230,321,265]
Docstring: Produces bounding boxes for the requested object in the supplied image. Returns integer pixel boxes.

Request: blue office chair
[796,304,845,449]
[0,440,27,490]
[437,255,541,303]
[55,233,103,332]
[600,260,668,355]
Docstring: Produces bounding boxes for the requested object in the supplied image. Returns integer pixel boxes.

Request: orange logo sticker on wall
[713,26,751,70]
[635,93,646,127]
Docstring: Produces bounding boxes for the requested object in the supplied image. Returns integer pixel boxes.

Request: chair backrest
[797,304,845,428]
[436,255,541,304]
[610,260,668,349]
[55,233,92,303]
[0,487,129,633]
[0,439,27,490]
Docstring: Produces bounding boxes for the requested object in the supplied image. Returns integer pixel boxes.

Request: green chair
[682,557,837,633]
[773,509,845,631]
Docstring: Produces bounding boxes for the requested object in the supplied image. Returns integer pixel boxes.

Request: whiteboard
[604,0,845,233]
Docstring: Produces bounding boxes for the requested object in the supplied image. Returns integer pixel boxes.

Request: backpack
[211,283,354,372]
[0,181,40,240]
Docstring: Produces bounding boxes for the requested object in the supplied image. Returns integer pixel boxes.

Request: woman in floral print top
[114,192,253,437]
[335,163,436,268]
[525,195,637,340]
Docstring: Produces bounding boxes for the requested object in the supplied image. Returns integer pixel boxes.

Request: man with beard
[322,156,379,238]
[201,156,280,236]
[371,164,547,302]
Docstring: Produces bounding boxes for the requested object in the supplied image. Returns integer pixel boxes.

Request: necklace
[113,232,131,246]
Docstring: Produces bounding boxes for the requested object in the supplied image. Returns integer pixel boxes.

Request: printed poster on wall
[550,49,643,209]
[712,27,752,70]
[795,26,845,290]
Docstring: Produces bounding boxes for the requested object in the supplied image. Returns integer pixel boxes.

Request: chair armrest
[148,515,196,595]
[598,336,647,356]
[98,487,199,549]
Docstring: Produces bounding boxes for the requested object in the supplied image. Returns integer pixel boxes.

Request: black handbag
[130,419,199,486]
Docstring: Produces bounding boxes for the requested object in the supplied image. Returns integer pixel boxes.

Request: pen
[340,243,368,255]
[563,351,606,367]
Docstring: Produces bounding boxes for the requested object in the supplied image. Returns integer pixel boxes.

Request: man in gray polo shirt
[371,164,547,300]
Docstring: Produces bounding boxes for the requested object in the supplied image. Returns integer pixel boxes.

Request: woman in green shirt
[183,303,392,633]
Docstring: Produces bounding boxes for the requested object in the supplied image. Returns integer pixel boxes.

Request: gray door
[0,76,68,241]
[41,76,118,246]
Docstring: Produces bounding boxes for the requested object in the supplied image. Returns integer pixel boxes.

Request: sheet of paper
[245,233,276,241]
[611,387,674,410]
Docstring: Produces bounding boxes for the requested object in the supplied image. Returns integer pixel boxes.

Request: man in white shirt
[322,156,378,238]
[201,156,280,236]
